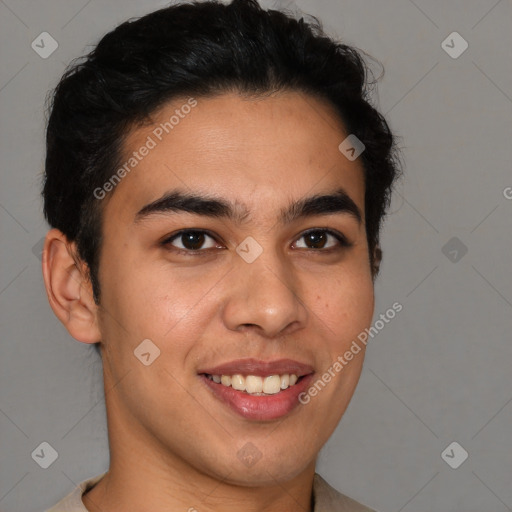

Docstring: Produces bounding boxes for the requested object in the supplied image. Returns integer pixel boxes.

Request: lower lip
[199,373,315,421]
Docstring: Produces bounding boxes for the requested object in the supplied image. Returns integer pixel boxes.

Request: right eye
[161,230,223,254]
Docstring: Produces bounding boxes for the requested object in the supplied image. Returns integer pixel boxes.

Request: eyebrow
[134,187,362,226]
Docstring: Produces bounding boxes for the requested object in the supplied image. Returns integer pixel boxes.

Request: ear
[371,244,382,280]
[41,228,101,344]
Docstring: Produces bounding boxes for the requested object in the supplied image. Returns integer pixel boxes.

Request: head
[42,0,401,488]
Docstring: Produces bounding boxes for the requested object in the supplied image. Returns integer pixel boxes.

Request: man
[41,0,400,510]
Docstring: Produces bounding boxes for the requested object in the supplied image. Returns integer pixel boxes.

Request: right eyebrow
[134,189,251,225]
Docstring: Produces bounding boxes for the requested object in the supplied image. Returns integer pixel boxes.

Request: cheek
[98,252,223,354]
[311,266,375,344]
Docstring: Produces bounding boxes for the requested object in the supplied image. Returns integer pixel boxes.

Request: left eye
[294,229,349,250]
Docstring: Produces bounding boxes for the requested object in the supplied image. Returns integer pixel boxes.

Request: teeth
[263,375,281,394]
[231,374,245,391]
[245,375,263,393]
[206,373,300,395]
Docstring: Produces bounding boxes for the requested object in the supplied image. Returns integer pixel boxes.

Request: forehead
[105,91,366,222]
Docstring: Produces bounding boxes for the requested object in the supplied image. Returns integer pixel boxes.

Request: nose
[221,248,308,338]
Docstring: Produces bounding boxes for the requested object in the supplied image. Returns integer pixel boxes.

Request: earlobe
[41,228,101,344]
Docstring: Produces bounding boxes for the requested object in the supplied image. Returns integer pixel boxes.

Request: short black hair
[42,0,402,305]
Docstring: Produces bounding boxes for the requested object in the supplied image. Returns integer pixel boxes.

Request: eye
[162,230,221,253]
[294,228,351,251]
[161,228,351,255]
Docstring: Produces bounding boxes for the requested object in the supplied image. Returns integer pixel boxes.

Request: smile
[205,372,300,395]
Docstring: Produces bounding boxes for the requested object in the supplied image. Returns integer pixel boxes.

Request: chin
[201,449,313,487]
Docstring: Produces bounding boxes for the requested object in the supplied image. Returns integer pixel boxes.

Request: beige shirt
[45,472,376,511]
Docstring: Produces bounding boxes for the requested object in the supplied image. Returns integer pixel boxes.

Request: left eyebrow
[279,188,362,225]
[134,187,362,225]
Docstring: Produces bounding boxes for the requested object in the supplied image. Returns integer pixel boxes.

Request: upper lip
[198,358,314,378]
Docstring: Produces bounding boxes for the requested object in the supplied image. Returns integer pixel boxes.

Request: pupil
[183,232,205,250]
[307,231,326,249]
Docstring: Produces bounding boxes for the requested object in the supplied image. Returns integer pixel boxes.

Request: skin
[43,91,379,512]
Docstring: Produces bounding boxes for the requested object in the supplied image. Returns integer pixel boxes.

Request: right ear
[41,228,101,344]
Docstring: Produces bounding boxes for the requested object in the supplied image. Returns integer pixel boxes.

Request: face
[94,91,375,486]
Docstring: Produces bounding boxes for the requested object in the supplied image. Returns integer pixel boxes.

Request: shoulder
[44,472,106,512]
[313,473,378,512]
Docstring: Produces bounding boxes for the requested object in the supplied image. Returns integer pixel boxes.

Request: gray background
[0,0,511,511]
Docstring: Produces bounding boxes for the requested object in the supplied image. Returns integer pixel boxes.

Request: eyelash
[160,228,352,255]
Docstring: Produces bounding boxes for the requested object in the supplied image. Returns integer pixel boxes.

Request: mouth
[197,358,315,421]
